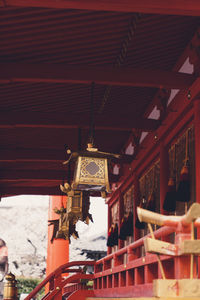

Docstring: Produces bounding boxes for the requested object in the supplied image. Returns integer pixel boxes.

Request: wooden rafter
[0,63,195,89]
[0,170,119,182]
[3,0,200,16]
[0,112,160,131]
[0,148,133,164]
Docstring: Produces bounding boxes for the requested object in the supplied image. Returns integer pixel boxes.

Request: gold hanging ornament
[62,82,121,198]
[63,144,119,196]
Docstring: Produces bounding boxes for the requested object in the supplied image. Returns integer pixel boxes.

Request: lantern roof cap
[63,148,121,165]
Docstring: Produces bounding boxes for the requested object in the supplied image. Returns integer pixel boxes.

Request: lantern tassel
[163,177,176,212]
[163,144,176,212]
[177,130,190,212]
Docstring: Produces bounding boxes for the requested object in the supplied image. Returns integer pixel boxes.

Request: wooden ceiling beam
[0,63,195,89]
[0,185,62,196]
[4,0,200,16]
[0,112,160,132]
[0,170,119,182]
[0,148,133,164]
[0,186,104,197]
[0,148,64,162]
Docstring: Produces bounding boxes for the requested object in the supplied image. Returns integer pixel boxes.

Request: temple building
[1,1,200,299]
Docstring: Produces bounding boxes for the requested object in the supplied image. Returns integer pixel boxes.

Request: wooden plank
[144,237,177,256]
[154,279,200,298]
[179,240,200,255]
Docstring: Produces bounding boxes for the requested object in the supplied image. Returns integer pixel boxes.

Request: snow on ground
[0,195,107,277]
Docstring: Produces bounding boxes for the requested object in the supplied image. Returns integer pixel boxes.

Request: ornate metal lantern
[61,83,122,196]
[60,183,82,219]
[72,150,110,193]
[67,189,83,219]
[59,183,93,241]
[63,144,120,195]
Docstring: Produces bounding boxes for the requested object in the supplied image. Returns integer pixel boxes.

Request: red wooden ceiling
[0,1,200,197]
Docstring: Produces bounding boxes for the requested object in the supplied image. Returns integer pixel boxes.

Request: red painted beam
[0,186,61,196]
[0,112,160,131]
[0,185,107,197]
[4,0,200,16]
[0,64,195,89]
[0,148,64,162]
[0,169,119,182]
[0,148,132,166]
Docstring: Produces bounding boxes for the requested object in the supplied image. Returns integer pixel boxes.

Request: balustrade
[93,203,200,298]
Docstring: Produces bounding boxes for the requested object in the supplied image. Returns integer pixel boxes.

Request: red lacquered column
[194,99,200,205]
[107,204,112,255]
[46,196,69,291]
[133,175,140,242]
[194,99,200,278]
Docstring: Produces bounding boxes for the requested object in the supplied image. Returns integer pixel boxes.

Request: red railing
[24,261,95,300]
[23,226,181,299]
[24,205,200,299]
[93,224,196,298]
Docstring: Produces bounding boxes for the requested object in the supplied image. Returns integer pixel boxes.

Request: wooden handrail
[44,274,94,300]
[24,261,95,300]
[95,225,174,268]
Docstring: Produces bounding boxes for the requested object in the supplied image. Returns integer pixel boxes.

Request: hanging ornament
[146,167,156,212]
[62,82,122,198]
[48,219,59,243]
[176,130,190,212]
[146,191,156,212]
[112,223,119,246]
[135,196,146,229]
[119,217,128,240]
[163,144,176,212]
[126,211,133,236]
[107,224,115,247]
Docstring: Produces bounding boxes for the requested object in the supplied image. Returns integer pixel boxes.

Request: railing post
[107,206,112,255]
[127,247,135,262]
[174,229,194,279]
[133,175,140,241]
[113,254,121,267]
[53,272,63,300]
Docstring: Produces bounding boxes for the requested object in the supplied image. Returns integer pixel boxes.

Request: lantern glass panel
[73,156,110,192]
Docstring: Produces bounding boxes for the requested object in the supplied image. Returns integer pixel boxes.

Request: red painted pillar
[107,204,112,255]
[133,175,140,242]
[46,196,69,277]
[194,99,200,205]
[159,142,169,214]
[194,99,200,278]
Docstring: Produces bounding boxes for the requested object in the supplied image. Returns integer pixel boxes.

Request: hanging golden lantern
[72,146,110,193]
[59,183,92,241]
[61,83,122,196]
[62,144,121,196]
[67,189,83,219]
